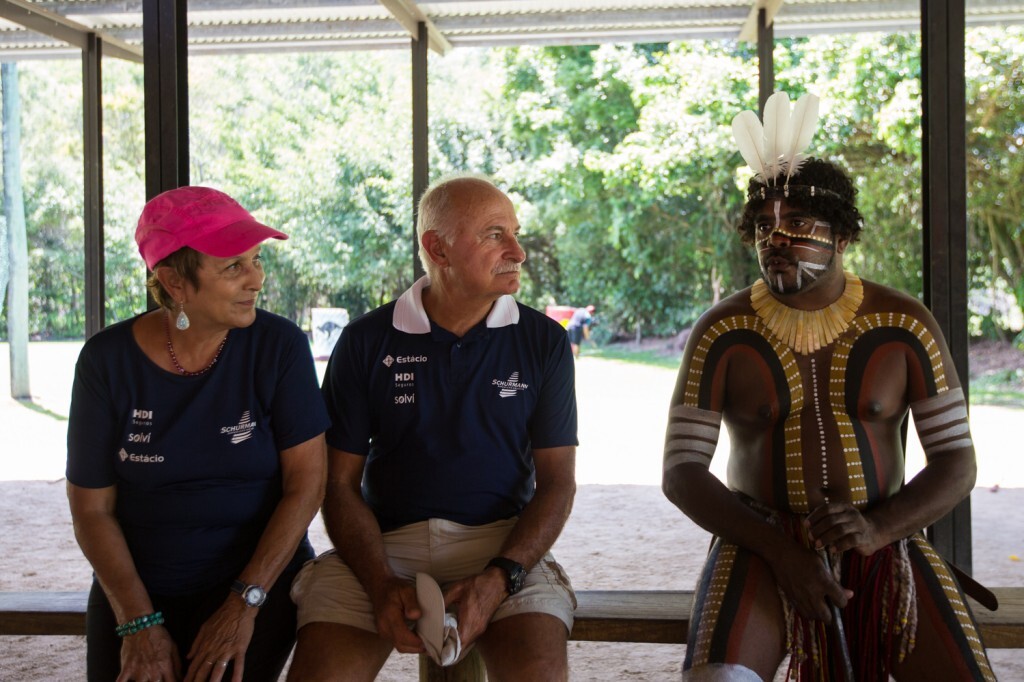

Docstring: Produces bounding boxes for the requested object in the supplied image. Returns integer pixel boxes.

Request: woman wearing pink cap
[66,187,329,682]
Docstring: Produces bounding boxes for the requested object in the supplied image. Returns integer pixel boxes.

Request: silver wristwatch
[230,580,268,607]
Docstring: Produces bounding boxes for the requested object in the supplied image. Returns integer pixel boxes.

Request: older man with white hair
[289,174,578,681]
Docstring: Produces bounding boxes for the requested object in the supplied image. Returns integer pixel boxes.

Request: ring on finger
[218,660,228,666]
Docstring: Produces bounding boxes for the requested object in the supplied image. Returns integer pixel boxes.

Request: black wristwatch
[486,557,527,596]
[230,580,268,608]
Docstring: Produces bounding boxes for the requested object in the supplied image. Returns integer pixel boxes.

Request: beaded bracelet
[115,611,165,637]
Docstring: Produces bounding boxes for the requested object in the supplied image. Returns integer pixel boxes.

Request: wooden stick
[821,551,855,681]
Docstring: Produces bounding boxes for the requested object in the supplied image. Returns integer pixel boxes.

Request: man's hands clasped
[805,501,886,556]
[767,501,888,623]
[371,568,508,655]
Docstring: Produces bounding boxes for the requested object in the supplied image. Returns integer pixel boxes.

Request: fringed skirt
[685,498,994,681]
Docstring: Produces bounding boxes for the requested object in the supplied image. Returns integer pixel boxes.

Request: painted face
[754,199,841,294]
[183,244,266,329]
[442,188,527,301]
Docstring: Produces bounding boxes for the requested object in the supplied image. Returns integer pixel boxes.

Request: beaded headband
[747,182,848,204]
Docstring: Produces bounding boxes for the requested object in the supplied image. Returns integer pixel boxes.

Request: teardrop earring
[175,303,190,331]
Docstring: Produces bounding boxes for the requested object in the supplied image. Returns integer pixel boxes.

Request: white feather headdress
[732,91,820,188]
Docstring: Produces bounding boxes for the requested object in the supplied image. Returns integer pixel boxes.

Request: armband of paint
[663,405,722,471]
[911,387,973,457]
[115,611,165,637]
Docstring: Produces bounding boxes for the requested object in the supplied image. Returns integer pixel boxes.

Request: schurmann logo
[118,448,164,464]
[493,372,528,398]
[221,411,257,444]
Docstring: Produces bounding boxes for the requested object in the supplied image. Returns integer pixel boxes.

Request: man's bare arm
[445,445,576,645]
[321,447,424,653]
[808,387,977,554]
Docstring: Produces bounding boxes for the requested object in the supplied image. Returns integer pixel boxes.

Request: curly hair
[736,157,864,245]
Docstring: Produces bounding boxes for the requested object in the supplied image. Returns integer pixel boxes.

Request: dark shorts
[86,556,308,682]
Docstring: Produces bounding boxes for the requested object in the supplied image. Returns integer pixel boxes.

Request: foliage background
[1,27,1021,342]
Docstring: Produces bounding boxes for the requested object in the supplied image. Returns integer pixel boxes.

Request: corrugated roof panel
[0,0,1020,59]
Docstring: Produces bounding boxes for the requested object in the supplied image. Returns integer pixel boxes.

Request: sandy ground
[1,342,1022,680]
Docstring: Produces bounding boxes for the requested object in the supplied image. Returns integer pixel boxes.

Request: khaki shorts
[291,517,576,632]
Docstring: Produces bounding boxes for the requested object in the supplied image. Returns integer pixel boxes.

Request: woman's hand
[183,598,257,682]
[117,625,181,682]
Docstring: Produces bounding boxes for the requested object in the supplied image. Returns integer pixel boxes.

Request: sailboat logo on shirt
[220,411,257,444]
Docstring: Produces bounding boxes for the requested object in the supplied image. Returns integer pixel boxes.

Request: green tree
[4,30,1021,344]
[188,52,415,326]
[965,27,1024,335]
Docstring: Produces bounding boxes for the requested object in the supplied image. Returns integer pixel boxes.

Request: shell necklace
[164,312,229,376]
[750,271,863,355]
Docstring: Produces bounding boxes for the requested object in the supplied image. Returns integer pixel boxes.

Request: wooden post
[142,0,189,199]
[83,33,105,338]
[2,62,30,400]
[411,21,429,281]
[757,7,774,113]
[418,649,487,682]
[920,0,972,573]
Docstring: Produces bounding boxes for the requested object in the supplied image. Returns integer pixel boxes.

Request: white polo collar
[393,275,520,333]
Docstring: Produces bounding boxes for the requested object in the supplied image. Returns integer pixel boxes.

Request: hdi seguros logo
[131,408,153,426]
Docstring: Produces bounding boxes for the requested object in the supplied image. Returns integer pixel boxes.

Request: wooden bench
[3,589,1022,677]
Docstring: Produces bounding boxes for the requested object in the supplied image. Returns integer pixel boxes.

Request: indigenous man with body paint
[662,92,995,681]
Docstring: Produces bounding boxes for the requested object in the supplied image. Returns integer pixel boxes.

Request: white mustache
[493,263,522,275]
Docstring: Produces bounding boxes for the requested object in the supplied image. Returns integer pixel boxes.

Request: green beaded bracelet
[115,611,165,637]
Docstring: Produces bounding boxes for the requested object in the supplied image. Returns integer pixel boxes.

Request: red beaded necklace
[164,313,229,376]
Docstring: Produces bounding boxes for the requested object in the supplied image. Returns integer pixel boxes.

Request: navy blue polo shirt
[322,276,578,532]
[67,309,330,595]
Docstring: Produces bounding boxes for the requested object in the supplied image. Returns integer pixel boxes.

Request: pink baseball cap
[136,186,287,269]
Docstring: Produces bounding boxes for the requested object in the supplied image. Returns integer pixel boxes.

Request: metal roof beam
[378,0,451,55]
[0,0,141,61]
[433,6,749,32]
[32,0,385,12]
[134,18,404,40]
[445,30,738,48]
[737,0,1024,40]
